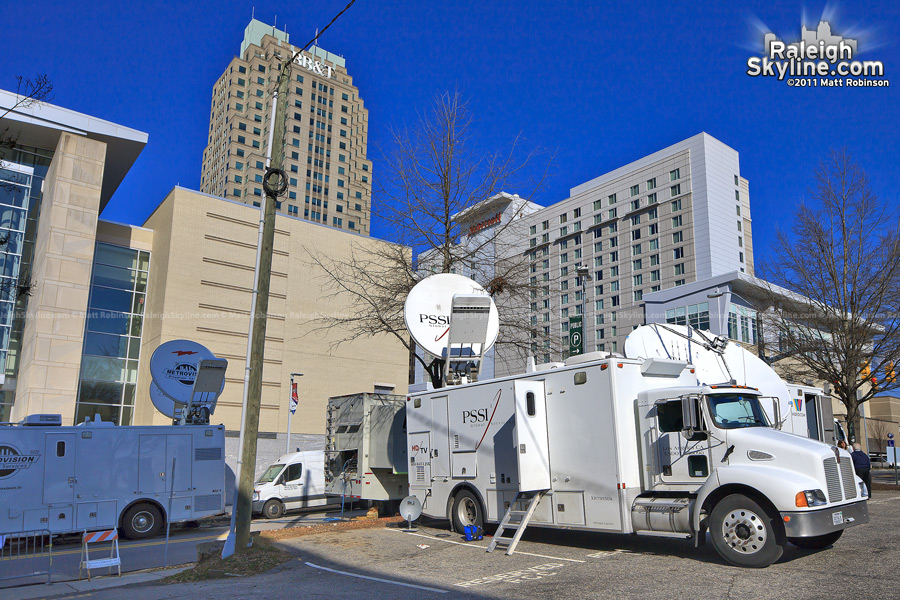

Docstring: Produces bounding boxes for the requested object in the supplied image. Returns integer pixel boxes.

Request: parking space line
[304,561,449,593]
[390,529,585,563]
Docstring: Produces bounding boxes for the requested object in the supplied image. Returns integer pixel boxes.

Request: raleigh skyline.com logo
[747,20,888,87]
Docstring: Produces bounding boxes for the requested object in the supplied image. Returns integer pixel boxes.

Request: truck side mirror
[681,395,701,438]
[771,398,782,430]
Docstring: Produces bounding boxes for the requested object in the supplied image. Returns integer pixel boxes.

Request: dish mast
[404,274,499,388]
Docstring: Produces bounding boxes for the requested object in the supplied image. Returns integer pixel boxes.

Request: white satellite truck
[402,275,869,568]
[0,340,228,539]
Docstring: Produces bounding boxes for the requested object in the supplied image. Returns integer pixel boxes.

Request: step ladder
[486,490,546,555]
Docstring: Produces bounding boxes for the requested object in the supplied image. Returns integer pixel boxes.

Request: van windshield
[256,464,284,484]
[707,394,769,429]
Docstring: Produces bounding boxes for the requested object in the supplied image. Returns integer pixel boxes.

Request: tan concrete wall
[11,133,106,424]
[96,220,154,252]
[139,188,408,434]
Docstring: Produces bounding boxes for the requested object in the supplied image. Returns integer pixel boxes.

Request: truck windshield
[707,394,769,429]
[256,464,284,484]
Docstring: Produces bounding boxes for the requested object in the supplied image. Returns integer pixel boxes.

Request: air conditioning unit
[20,414,62,426]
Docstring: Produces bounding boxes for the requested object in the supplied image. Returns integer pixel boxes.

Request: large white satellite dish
[149,340,220,404]
[404,274,499,358]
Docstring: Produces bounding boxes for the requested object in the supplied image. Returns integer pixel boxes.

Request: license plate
[832,511,844,526]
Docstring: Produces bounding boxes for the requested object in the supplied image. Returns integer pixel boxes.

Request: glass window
[94,245,138,270]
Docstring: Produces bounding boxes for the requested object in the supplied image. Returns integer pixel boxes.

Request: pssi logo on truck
[0,445,39,479]
[462,408,490,423]
[419,314,451,326]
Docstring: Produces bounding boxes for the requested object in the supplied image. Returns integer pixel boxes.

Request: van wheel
[262,499,284,519]
[709,494,783,568]
[789,530,843,550]
[451,490,484,532]
[122,503,163,539]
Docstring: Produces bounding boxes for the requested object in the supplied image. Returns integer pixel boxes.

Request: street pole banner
[290,382,298,415]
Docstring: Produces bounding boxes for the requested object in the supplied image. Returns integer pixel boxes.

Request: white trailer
[406,354,869,567]
[0,414,225,539]
[325,393,408,507]
[251,451,327,518]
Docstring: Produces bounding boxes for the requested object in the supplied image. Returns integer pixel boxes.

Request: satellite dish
[149,340,220,405]
[399,495,422,531]
[404,274,499,358]
[149,380,183,419]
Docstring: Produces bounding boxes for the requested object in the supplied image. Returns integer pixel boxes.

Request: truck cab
[251,451,326,518]
[638,385,869,566]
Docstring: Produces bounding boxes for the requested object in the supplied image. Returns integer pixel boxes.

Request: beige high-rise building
[200,19,372,235]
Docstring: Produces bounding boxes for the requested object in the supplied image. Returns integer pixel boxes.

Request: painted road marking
[455,562,565,587]
[390,528,585,563]
[2,533,227,561]
[304,561,449,593]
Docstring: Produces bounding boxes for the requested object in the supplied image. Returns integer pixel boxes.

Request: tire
[709,494,784,568]
[789,529,843,550]
[122,503,163,540]
[262,499,285,519]
[451,489,484,532]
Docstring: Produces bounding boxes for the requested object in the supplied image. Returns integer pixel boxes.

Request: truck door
[139,435,167,493]
[654,398,711,486]
[514,380,551,491]
[43,433,76,504]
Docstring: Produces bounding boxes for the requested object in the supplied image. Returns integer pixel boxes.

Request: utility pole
[234,58,291,552]
[232,1,357,553]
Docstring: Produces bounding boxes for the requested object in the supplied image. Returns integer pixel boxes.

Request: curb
[1,567,189,600]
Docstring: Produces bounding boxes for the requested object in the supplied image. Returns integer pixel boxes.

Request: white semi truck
[406,353,869,567]
[0,414,226,539]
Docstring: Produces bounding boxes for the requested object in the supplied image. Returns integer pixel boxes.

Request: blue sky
[3,0,898,266]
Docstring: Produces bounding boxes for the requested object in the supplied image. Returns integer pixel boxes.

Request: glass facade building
[75,243,150,425]
[0,146,52,421]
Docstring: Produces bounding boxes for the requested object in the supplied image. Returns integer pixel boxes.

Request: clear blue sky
[3,0,898,266]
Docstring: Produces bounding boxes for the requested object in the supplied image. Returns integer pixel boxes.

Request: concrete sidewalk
[1,567,189,600]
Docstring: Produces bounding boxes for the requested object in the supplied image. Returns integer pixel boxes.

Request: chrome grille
[823,458,842,502]
[839,458,857,499]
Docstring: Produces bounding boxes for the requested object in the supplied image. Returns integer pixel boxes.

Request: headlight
[795,489,827,507]
[859,482,868,498]
[252,491,259,501]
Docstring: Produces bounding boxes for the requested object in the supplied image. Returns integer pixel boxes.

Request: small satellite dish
[404,274,499,358]
[149,380,183,419]
[149,340,220,404]
[399,495,423,531]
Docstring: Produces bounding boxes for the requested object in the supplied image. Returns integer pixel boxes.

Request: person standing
[851,442,872,496]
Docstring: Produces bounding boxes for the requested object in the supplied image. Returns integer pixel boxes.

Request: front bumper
[781,500,869,538]
[251,500,264,513]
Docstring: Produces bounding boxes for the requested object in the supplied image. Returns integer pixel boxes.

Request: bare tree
[307,91,553,383]
[866,418,893,455]
[759,149,900,441]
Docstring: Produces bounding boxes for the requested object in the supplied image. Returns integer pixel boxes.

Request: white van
[251,451,327,518]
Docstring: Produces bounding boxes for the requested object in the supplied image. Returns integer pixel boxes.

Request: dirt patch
[258,515,403,541]
[162,536,292,583]
[872,482,900,491]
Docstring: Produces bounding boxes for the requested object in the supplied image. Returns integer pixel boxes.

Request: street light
[575,266,592,355]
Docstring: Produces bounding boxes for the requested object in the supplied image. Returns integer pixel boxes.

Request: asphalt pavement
[13,490,900,600]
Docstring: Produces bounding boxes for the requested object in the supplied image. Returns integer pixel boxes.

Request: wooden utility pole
[234,59,291,552]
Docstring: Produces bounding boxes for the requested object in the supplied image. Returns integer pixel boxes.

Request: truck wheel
[789,530,843,550]
[451,490,484,532]
[122,503,163,539]
[262,499,284,519]
[709,494,783,568]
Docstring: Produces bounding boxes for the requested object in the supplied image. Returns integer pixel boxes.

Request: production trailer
[0,414,225,539]
[325,393,408,508]
[406,354,870,567]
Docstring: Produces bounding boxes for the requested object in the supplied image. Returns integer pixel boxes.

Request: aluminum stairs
[486,490,546,555]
